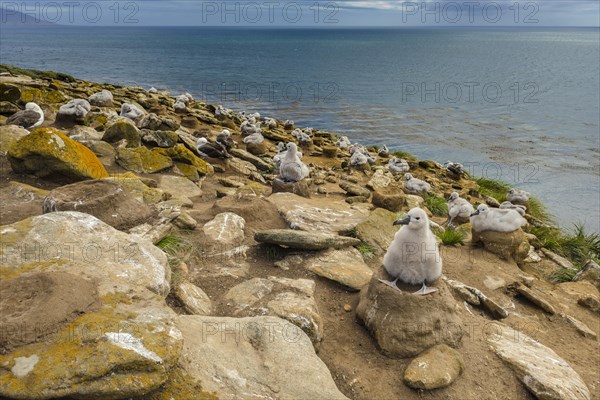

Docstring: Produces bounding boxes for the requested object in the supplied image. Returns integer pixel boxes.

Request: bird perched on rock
[262,117,277,130]
[379,207,442,295]
[336,136,352,150]
[273,142,303,170]
[279,142,310,182]
[446,191,475,226]
[284,119,294,129]
[58,99,91,119]
[378,145,390,157]
[404,173,431,193]
[387,157,410,174]
[296,131,312,146]
[243,131,264,145]
[120,102,144,121]
[350,151,369,167]
[500,201,527,216]
[196,137,230,159]
[241,119,261,136]
[507,188,530,203]
[148,87,158,94]
[216,129,234,151]
[470,204,527,232]
[6,102,44,129]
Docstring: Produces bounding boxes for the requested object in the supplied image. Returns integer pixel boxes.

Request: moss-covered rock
[103,118,142,147]
[7,128,109,182]
[141,129,179,148]
[19,86,66,104]
[116,146,173,174]
[157,144,211,177]
[0,83,21,102]
[0,125,29,153]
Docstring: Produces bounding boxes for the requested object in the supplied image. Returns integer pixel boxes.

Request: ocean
[1,26,599,231]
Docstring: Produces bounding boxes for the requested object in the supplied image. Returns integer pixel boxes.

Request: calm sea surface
[2,26,599,231]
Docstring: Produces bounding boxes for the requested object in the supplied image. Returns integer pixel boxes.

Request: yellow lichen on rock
[7,128,109,181]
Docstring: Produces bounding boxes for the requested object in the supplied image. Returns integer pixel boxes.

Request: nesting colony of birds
[1,67,597,400]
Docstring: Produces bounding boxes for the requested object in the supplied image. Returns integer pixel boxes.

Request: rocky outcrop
[487,322,591,400]
[267,192,370,234]
[42,180,155,230]
[356,265,463,358]
[472,228,530,264]
[102,118,142,147]
[1,212,171,296]
[224,277,323,344]
[0,125,29,153]
[116,146,173,173]
[7,128,109,182]
[175,315,348,400]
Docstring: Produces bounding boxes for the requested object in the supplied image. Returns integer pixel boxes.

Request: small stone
[485,196,501,207]
[516,284,556,314]
[345,195,368,204]
[403,344,464,390]
[272,177,311,198]
[254,229,361,250]
[343,304,352,312]
[339,181,370,197]
[173,281,212,315]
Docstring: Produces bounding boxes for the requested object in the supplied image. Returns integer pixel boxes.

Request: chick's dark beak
[470,210,480,217]
[393,216,411,226]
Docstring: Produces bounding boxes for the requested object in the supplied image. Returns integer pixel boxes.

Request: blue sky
[1,0,599,26]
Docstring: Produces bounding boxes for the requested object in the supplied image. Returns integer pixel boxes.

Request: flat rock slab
[43,179,155,231]
[224,277,323,344]
[1,212,171,296]
[173,281,212,316]
[487,322,591,400]
[306,248,372,290]
[159,175,202,198]
[175,315,349,400]
[267,192,370,234]
[254,229,361,250]
[403,344,464,390]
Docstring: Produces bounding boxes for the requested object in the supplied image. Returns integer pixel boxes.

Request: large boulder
[0,181,48,225]
[0,212,171,296]
[56,99,91,124]
[116,146,173,174]
[0,125,29,153]
[157,144,211,181]
[102,118,142,147]
[224,277,323,344]
[159,175,202,199]
[7,128,109,182]
[175,315,348,400]
[42,180,156,230]
[267,192,370,234]
[272,177,311,198]
[354,207,399,255]
[472,228,530,265]
[356,265,463,358]
[0,272,182,400]
[372,186,406,212]
[487,322,590,400]
[141,129,179,148]
[88,89,113,107]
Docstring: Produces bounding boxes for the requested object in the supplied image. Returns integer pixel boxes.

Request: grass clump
[530,224,600,282]
[356,242,377,260]
[392,150,416,160]
[156,232,197,284]
[527,197,553,224]
[424,194,448,217]
[435,226,468,246]
[0,63,76,82]
[475,177,510,203]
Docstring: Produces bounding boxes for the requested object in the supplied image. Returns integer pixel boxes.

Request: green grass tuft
[475,177,511,203]
[156,233,197,284]
[424,194,448,216]
[549,268,580,283]
[0,63,76,82]
[392,150,416,160]
[435,226,468,246]
[527,196,554,224]
[530,223,600,282]
[356,242,377,260]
